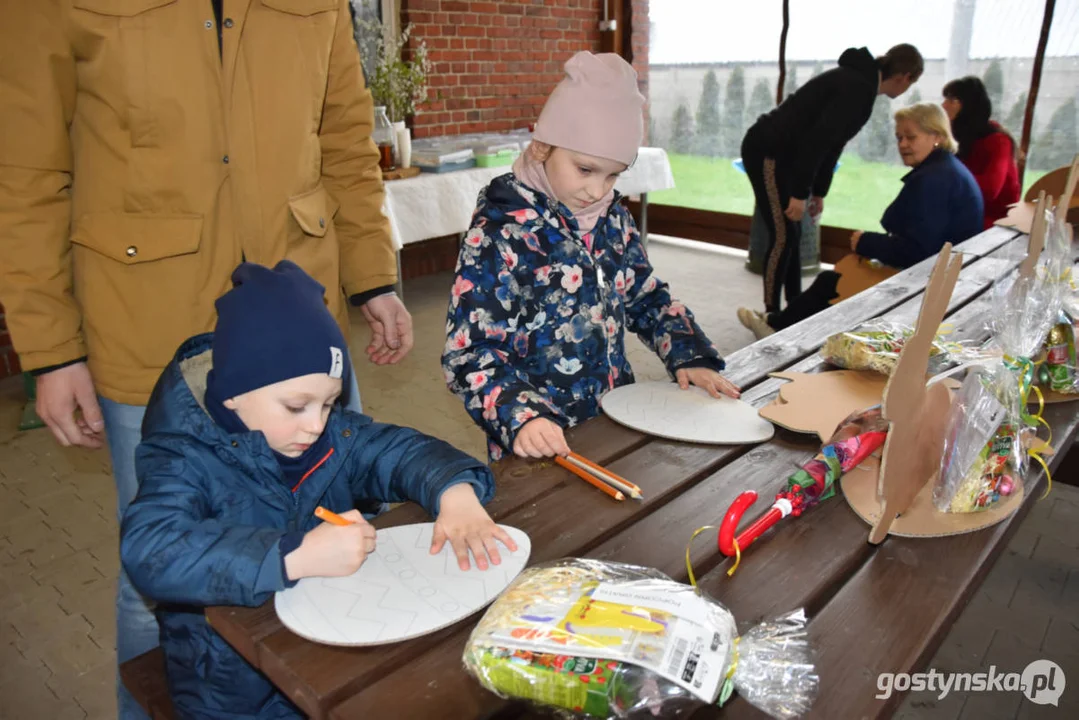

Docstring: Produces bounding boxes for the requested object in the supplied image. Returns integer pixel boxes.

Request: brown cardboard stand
[759,246,1034,540]
[830,255,899,305]
[758,370,888,441]
[996,154,1079,233]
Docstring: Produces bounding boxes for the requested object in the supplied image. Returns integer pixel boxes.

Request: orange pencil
[567,452,643,498]
[314,506,353,526]
[554,455,624,501]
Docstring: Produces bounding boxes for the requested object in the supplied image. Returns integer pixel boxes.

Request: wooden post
[599,0,625,56]
[1019,0,1056,185]
[776,0,790,105]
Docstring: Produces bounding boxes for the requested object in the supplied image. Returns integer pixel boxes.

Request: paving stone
[897,687,966,720]
[1,509,55,554]
[959,690,1022,720]
[67,663,117,720]
[0,673,87,720]
[32,550,105,598]
[35,622,111,680]
[1040,615,1079,660]
[0,639,51,697]
[58,577,114,634]
[22,536,78,570]
[7,593,90,645]
[0,576,59,617]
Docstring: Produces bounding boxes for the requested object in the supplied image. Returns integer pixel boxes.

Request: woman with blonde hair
[739,102,983,338]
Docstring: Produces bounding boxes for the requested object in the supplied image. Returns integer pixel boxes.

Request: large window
[647,0,1078,233]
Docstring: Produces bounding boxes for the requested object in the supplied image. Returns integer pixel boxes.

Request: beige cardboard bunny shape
[759,246,1034,540]
[841,246,1028,541]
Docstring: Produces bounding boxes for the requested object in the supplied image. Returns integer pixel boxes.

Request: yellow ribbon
[727,540,742,577]
[685,525,717,591]
[1029,449,1053,501]
[725,637,742,680]
[1018,386,1053,505]
[1024,384,1054,501]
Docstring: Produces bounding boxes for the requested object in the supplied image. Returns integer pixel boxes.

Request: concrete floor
[0,237,1075,719]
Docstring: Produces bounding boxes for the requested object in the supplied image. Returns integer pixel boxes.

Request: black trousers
[766,270,841,330]
[741,127,802,314]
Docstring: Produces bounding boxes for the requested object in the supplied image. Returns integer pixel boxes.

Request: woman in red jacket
[942,76,1020,228]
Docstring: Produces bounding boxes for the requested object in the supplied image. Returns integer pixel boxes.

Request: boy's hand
[513,417,570,458]
[675,367,742,399]
[431,484,518,571]
[284,510,377,580]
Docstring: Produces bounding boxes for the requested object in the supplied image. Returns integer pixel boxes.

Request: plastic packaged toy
[463,559,818,719]
[820,320,957,376]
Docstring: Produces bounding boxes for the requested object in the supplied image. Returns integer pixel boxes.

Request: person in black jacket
[739,44,924,326]
[738,102,983,338]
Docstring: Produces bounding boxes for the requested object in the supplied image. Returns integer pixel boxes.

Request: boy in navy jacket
[121,261,513,719]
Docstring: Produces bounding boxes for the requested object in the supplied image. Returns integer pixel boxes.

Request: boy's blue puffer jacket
[121,333,493,719]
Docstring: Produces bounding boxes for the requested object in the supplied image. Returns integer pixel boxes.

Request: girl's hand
[513,417,570,458]
[431,484,518,571]
[284,510,377,580]
[850,230,864,252]
[675,367,741,399]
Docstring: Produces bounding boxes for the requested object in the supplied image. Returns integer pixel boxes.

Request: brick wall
[0,302,21,380]
[402,0,606,138]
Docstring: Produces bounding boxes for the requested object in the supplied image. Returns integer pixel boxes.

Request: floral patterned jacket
[442,173,724,460]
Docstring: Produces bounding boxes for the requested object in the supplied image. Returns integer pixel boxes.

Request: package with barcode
[462,559,818,719]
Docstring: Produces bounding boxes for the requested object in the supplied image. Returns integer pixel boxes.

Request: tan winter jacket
[0,0,395,404]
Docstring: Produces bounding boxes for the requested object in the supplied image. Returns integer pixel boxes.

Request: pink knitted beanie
[533,52,645,166]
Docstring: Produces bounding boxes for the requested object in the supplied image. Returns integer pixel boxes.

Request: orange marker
[314,506,353,526]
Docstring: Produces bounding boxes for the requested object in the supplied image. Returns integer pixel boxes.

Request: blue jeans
[104,369,363,719]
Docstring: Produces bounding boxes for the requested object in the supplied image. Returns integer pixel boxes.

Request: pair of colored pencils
[554,452,643,501]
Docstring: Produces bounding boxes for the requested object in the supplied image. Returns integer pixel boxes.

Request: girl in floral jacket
[442,52,740,461]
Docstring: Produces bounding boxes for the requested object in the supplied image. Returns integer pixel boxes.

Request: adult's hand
[360,293,414,365]
[36,362,105,449]
[785,197,806,222]
[807,196,824,219]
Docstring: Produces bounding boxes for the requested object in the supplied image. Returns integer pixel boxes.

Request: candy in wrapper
[463,559,818,719]
[1041,308,1078,395]
[933,369,1018,513]
[819,320,956,376]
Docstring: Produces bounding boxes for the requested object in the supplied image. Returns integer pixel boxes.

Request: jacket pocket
[73,0,176,16]
[72,213,202,264]
[70,213,209,373]
[262,0,338,15]
[288,185,338,238]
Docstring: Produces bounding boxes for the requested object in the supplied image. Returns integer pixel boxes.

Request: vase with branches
[354,17,432,124]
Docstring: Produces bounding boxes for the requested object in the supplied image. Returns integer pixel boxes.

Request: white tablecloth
[383,147,675,249]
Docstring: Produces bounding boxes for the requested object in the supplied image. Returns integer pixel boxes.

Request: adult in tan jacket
[0,1,412,716]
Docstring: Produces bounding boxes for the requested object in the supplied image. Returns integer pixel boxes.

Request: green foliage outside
[983,60,1005,121]
[721,66,746,156]
[1004,92,1027,138]
[694,70,723,157]
[1029,98,1077,170]
[669,104,694,154]
[649,152,1048,232]
[745,78,773,128]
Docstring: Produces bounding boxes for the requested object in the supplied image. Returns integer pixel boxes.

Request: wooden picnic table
[206,226,1079,719]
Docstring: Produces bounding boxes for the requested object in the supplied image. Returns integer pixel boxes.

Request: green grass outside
[650,152,1048,232]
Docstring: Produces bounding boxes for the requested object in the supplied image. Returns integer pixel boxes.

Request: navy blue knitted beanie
[206,261,349,402]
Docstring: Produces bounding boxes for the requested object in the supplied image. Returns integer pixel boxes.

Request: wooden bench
[119,647,176,720]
